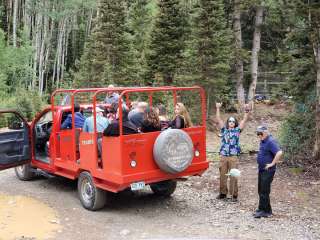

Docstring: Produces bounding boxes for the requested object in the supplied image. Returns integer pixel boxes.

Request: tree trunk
[248,6,264,108]
[12,0,18,47]
[313,43,320,160]
[233,0,245,110]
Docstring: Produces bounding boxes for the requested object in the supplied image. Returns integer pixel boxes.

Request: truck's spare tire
[153,129,194,174]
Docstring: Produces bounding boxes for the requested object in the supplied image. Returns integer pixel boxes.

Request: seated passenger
[61,103,85,129]
[157,104,170,130]
[141,107,161,133]
[103,105,138,136]
[128,101,148,129]
[170,102,193,129]
[127,101,139,120]
[104,84,120,105]
[83,107,109,133]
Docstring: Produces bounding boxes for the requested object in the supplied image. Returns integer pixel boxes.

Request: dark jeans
[258,170,275,213]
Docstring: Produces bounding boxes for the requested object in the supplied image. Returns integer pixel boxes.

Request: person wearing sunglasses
[254,125,283,218]
[215,102,250,202]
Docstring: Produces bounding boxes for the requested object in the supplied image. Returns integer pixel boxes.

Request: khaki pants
[219,155,239,197]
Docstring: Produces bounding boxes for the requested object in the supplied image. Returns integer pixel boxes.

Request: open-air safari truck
[0,86,209,210]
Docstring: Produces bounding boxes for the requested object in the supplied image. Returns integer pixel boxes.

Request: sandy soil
[0,195,60,240]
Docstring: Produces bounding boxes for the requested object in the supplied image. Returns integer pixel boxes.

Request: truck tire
[153,129,194,174]
[14,163,36,181]
[150,180,177,197]
[78,171,107,211]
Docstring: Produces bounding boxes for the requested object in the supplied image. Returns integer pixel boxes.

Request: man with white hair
[83,107,109,157]
[104,84,120,105]
[254,125,283,218]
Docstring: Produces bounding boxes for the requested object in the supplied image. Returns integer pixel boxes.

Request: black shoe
[253,211,272,218]
[216,194,227,199]
[229,195,238,202]
[252,209,263,216]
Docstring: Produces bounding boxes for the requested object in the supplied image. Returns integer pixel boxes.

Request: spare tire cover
[153,129,194,174]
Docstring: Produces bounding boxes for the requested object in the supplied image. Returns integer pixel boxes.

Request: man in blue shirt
[254,125,283,218]
[83,107,109,157]
[83,107,109,133]
[61,103,85,129]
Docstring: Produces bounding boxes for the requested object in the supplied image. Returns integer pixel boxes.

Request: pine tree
[127,0,153,85]
[195,0,232,104]
[147,0,188,85]
[74,0,133,87]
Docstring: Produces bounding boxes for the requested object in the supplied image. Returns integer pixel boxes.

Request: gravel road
[0,155,319,240]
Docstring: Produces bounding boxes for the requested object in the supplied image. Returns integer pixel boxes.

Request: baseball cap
[94,107,104,113]
[256,125,268,133]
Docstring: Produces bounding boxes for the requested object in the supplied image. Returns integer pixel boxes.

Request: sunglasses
[228,120,235,123]
[257,132,263,136]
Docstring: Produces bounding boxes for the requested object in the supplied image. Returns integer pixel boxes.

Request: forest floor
[0,103,320,240]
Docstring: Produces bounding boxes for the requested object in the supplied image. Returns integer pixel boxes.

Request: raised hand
[216,102,222,109]
[244,103,251,113]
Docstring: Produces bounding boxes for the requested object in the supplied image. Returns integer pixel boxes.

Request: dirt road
[1,104,319,240]
[0,154,319,240]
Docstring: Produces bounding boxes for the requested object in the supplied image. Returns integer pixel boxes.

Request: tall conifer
[74,0,132,87]
[147,0,188,85]
[128,0,153,85]
[195,0,232,103]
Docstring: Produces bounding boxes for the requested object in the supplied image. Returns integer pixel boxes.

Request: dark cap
[256,125,268,133]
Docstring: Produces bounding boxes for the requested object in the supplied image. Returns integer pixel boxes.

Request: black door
[0,110,31,170]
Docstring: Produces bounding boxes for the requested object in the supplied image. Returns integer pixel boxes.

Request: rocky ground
[0,103,319,240]
[0,155,319,240]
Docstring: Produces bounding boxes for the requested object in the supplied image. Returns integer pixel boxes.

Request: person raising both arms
[215,102,251,202]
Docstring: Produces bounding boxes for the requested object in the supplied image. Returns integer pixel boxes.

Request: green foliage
[0,29,33,93]
[280,103,315,164]
[277,0,319,163]
[0,89,46,121]
[194,0,232,108]
[147,0,188,85]
[74,0,135,87]
[127,0,154,85]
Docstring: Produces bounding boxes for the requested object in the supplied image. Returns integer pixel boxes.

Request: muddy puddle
[0,194,61,240]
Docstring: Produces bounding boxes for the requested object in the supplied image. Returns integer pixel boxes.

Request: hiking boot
[216,193,227,200]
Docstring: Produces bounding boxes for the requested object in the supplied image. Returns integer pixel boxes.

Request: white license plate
[130,181,145,191]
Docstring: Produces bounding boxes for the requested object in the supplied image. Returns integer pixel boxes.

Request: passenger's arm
[215,103,224,129]
[61,115,71,130]
[82,119,88,132]
[103,123,119,137]
[175,116,184,129]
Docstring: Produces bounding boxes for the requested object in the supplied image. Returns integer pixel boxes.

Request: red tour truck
[0,86,209,210]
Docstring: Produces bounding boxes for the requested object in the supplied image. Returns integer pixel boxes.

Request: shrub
[279,103,315,165]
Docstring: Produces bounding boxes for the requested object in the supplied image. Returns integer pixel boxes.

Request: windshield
[38,111,53,124]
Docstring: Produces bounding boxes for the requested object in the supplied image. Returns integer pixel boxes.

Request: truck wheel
[153,129,194,174]
[150,180,177,197]
[78,171,107,211]
[14,163,36,181]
